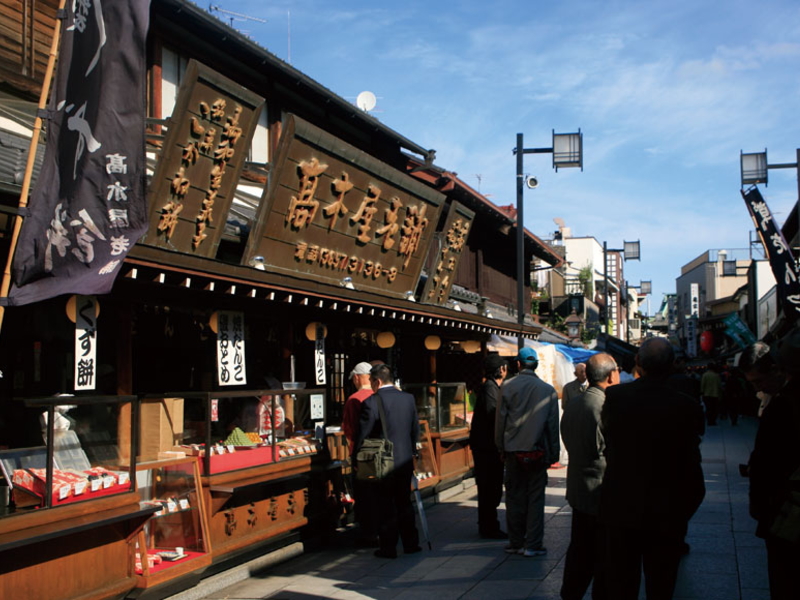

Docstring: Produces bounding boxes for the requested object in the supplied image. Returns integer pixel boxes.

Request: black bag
[769,467,800,544]
[355,393,394,482]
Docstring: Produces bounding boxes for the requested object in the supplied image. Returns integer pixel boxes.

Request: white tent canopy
[487,335,578,397]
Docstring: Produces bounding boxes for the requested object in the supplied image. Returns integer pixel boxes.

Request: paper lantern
[304,322,328,341]
[700,330,714,353]
[65,295,100,323]
[376,331,396,348]
[462,340,481,354]
[424,335,441,351]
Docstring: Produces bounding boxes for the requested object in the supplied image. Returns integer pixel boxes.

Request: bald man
[560,353,619,600]
[561,363,588,411]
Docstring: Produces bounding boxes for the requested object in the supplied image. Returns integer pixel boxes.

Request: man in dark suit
[560,352,619,600]
[740,330,800,600]
[355,363,421,558]
[469,353,508,539]
[600,338,705,600]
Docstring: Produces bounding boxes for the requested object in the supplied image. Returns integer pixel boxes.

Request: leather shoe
[403,545,422,554]
[374,548,397,559]
[480,529,508,539]
[355,536,380,548]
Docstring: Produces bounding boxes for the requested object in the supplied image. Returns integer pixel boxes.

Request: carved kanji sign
[243,114,445,298]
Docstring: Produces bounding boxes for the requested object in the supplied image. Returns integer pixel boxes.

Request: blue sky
[210,0,800,314]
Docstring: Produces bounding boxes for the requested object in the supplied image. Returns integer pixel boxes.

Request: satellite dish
[356,91,377,112]
[553,217,565,228]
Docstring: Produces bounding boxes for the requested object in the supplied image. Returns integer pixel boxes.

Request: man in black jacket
[740,329,800,600]
[469,353,508,539]
[600,338,705,600]
[356,364,421,558]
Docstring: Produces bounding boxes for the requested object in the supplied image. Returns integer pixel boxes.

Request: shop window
[0,396,136,518]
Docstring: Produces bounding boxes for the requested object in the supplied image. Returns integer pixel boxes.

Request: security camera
[526,176,539,189]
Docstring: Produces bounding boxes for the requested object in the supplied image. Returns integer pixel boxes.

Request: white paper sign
[310,394,325,420]
[216,311,247,386]
[74,295,98,391]
[314,336,326,385]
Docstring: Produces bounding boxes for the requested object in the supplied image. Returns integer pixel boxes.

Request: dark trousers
[561,509,607,600]
[766,535,800,600]
[703,395,719,425]
[377,463,419,552]
[604,521,687,600]
[352,476,379,540]
[472,447,504,534]
[504,455,548,550]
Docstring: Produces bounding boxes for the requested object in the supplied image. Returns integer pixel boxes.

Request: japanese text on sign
[286,158,430,282]
[74,295,98,391]
[216,311,247,386]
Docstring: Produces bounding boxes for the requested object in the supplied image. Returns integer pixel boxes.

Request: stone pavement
[176,416,769,600]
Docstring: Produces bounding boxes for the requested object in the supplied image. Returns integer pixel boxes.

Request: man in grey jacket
[560,353,619,600]
[495,347,560,557]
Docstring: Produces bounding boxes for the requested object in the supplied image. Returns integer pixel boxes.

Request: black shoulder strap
[375,390,389,439]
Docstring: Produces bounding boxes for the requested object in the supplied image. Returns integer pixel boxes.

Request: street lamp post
[603,240,641,337]
[625,280,652,342]
[741,148,800,252]
[514,130,583,349]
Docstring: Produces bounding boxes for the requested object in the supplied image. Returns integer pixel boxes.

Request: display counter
[0,395,154,600]
[405,383,471,485]
[132,457,212,590]
[414,420,440,490]
[139,389,326,562]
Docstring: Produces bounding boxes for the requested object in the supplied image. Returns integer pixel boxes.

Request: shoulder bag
[354,392,395,482]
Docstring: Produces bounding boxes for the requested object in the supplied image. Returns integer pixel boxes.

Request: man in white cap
[342,361,378,546]
[495,346,560,557]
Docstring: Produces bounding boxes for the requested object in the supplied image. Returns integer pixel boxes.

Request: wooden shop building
[0,1,563,598]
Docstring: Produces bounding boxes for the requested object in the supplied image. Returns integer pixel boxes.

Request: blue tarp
[553,344,598,364]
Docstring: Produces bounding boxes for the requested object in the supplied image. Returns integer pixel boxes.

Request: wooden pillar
[116,300,134,463]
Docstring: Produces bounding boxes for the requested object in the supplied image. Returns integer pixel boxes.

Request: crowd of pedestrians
[340,325,799,600]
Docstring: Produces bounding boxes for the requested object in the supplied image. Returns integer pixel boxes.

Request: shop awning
[122,246,544,342]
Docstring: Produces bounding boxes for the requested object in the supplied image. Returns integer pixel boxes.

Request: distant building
[675,249,775,357]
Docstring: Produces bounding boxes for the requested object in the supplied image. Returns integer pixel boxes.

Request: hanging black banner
[742,186,800,323]
[7,1,151,306]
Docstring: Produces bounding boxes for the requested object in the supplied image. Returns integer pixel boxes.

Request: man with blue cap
[495,346,560,557]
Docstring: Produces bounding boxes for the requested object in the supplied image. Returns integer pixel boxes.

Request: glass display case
[133,457,211,583]
[139,389,327,476]
[0,395,136,516]
[413,420,440,490]
[404,383,468,434]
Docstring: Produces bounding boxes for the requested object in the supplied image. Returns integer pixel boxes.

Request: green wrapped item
[225,427,256,446]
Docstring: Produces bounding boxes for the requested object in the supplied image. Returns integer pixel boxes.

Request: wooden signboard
[420,201,474,306]
[143,59,264,257]
[243,114,445,298]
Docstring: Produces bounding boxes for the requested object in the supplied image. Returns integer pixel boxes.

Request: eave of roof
[405,158,564,268]
[157,0,434,163]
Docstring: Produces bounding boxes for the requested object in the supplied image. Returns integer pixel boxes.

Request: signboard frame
[243,114,445,298]
[143,59,264,258]
[420,201,474,306]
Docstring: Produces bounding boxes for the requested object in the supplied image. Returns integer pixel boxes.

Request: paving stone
[179,417,771,600]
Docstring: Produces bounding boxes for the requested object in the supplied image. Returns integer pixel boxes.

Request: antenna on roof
[208,4,267,31]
